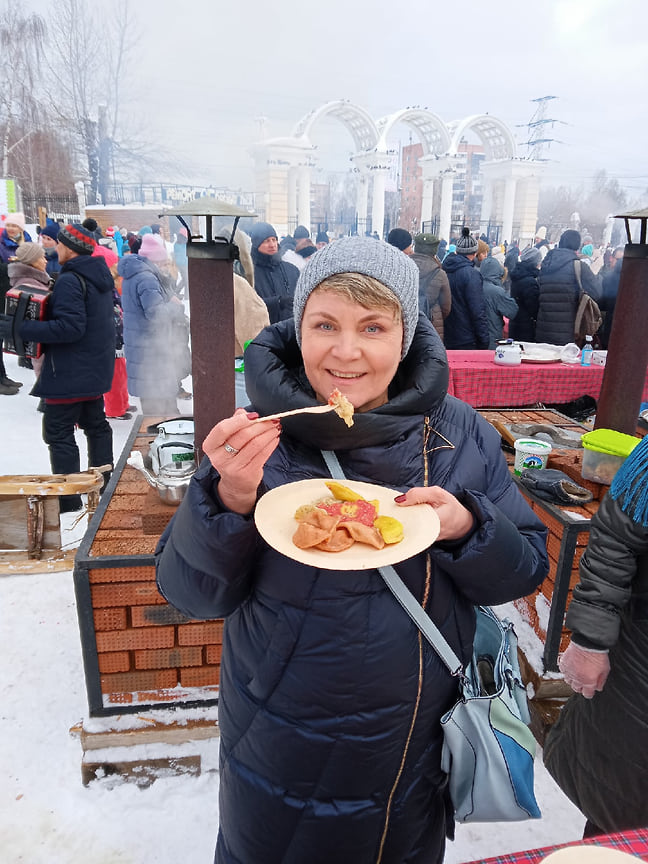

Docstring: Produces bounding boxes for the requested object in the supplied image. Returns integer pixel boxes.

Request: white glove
[559,641,610,698]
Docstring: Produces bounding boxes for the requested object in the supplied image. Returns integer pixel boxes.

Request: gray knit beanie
[455,226,479,255]
[293,236,419,358]
[520,246,542,268]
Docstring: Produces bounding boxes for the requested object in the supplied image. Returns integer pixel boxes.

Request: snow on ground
[0,352,585,863]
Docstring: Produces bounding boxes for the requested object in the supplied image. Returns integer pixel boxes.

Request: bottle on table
[580,335,594,367]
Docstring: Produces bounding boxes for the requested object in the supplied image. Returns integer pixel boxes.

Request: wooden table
[447,350,648,408]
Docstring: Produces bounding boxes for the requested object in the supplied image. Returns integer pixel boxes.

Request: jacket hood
[244,314,449,450]
[442,252,473,274]
[541,246,577,277]
[480,257,505,283]
[62,253,114,293]
[118,253,160,280]
[411,252,439,278]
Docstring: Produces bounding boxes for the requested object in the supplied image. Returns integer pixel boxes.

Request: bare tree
[0,6,47,177]
[45,0,145,204]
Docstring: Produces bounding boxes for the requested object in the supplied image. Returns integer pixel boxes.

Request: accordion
[4,285,50,358]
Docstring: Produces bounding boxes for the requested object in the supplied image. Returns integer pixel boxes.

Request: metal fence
[21,194,81,224]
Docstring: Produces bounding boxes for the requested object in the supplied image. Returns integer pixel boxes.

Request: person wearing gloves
[155,236,548,864]
[250,221,299,323]
[544,433,648,837]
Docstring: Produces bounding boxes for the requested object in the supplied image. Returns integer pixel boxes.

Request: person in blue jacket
[18,224,115,512]
[155,237,548,864]
[442,227,489,349]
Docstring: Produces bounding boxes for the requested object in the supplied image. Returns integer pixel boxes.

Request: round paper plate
[542,847,641,864]
[255,478,440,570]
[521,356,561,364]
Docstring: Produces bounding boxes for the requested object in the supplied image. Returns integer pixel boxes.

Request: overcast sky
[30,0,648,200]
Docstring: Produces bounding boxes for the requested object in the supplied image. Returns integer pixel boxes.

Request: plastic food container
[581,428,641,485]
[513,438,553,475]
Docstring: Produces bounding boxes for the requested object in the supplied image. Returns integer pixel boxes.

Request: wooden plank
[0,548,77,575]
[81,754,201,787]
[72,717,220,751]
[0,496,61,552]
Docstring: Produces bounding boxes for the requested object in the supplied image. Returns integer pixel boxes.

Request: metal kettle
[127,450,195,506]
[494,339,522,366]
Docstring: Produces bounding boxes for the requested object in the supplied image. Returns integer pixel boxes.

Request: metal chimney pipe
[186,243,236,462]
[595,212,648,435]
[162,200,257,464]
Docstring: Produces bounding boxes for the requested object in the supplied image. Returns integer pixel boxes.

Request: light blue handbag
[321,450,541,824]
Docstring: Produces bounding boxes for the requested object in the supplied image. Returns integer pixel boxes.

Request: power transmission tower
[518,96,563,161]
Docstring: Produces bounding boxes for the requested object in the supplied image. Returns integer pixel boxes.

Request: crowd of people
[386,224,622,353]
[1,208,646,860]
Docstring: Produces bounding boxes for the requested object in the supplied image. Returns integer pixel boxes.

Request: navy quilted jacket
[20,255,115,399]
[442,254,489,349]
[155,316,548,864]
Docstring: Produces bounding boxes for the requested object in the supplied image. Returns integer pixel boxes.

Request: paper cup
[514,438,552,475]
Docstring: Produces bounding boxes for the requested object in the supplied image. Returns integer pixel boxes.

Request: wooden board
[0,496,61,553]
[0,472,103,496]
[71,717,220,751]
[0,548,77,575]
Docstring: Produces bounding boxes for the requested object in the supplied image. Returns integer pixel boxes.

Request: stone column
[287,168,297,232]
[420,177,435,233]
[439,173,454,242]
[501,176,518,245]
[371,169,387,239]
[355,174,369,234]
[297,165,311,231]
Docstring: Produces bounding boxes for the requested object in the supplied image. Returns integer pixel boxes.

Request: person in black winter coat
[155,237,548,864]
[598,246,624,348]
[19,224,115,512]
[544,434,648,837]
[442,228,489,349]
[250,222,300,323]
[509,246,542,342]
[535,229,601,345]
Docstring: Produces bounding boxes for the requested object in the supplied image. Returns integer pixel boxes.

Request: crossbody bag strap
[320,449,463,677]
[573,258,583,293]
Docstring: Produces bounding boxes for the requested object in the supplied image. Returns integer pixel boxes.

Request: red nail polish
[394,494,407,503]
[246,411,259,419]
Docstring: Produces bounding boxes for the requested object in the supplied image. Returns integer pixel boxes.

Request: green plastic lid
[581,428,642,457]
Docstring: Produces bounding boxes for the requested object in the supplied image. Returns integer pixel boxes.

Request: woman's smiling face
[300,288,403,413]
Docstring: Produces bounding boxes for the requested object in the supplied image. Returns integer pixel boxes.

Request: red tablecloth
[446,351,648,409]
[462,827,648,864]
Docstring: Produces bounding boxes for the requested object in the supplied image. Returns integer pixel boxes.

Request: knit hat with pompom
[455,226,478,255]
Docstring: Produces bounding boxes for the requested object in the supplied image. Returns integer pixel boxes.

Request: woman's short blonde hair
[311,273,402,323]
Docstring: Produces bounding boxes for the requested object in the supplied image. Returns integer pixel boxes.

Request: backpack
[573,260,602,346]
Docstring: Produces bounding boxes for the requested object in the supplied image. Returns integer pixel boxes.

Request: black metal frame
[513,478,592,672]
[73,417,219,717]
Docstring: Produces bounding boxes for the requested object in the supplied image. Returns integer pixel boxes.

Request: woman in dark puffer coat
[118,234,189,415]
[544,434,648,836]
[509,246,542,342]
[155,238,548,864]
[250,221,300,324]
